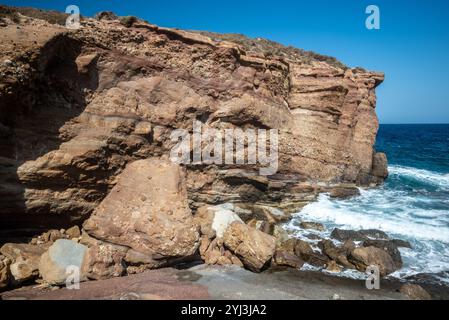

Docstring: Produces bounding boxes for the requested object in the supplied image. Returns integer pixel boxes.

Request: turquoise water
[288,124,449,281]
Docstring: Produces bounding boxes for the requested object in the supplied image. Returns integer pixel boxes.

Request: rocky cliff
[0,8,386,241]
[0,6,392,289]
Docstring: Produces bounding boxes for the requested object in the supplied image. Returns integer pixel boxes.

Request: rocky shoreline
[0,192,439,300]
[0,6,427,300]
[3,265,448,300]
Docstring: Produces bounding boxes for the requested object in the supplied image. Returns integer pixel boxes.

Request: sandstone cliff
[0,7,387,241]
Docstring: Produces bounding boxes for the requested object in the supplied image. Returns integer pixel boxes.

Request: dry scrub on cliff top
[193,31,348,69]
[0,5,71,25]
[0,5,346,69]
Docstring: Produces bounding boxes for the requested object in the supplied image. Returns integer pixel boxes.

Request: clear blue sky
[3,0,449,124]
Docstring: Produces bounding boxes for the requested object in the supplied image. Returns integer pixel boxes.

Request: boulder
[223,221,276,272]
[331,229,364,242]
[326,260,343,273]
[362,240,403,269]
[0,255,11,289]
[199,235,244,268]
[293,239,329,268]
[391,239,412,249]
[299,221,325,231]
[329,187,360,199]
[372,153,388,179]
[273,250,304,269]
[331,228,389,242]
[318,240,355,269]
[348,246,397,277]
[65,226,81,239]
[39,239,88,285]
[293,239,314,259]
[0,243,47,284]
[83,159,200,264]
[247,219,275,235]
[399,284,432,300]
[359,229,390,240]
[230,203,292,223]
[194,205,243,239]
[273,225,290,245]
[82,240,127,281]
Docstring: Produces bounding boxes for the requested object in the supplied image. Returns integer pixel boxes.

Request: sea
[286,124,449,282]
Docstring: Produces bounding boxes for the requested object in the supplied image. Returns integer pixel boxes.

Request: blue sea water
[287,124,449,281]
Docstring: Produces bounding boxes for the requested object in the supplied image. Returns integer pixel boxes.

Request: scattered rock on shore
[399,283,432,300]
[298,221,325,231]
[274,250,304,269]
[0,255,11,289]
[293,239,329,268]
[349,246,397,276]
[0,243,47,284]
[362,240,403,269]
[329,187,361,199]
[331,228,389,242]
[223,221,276,272]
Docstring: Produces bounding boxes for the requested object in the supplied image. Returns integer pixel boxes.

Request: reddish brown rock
[0,243,47,284]
[223,222,276,272]
[0,7,386,238]
[0,268,210,300]
[399,284,432,300]
[83,159,200,264]
[0,255,11,289]
[65,226,81,239]
[273,250,304,269]
[82,242,127,281]
[349,246,397,277]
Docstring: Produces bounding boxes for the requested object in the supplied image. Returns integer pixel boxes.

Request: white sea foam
[294,191,449,242]
[389,165,449,189]
[287,165,449,280]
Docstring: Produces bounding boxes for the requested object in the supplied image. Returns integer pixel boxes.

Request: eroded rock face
[0,8,386,237]
[83,159,200,264]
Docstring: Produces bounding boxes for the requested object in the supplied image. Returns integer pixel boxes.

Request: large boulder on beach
[83,159,200,265]
[348,246,397,277]
[39,239,88,285]
[223,221,276,272]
